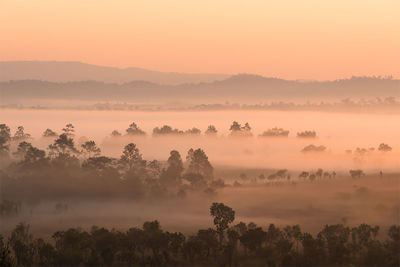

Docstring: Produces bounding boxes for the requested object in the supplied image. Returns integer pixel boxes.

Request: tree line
[0,203,399,266]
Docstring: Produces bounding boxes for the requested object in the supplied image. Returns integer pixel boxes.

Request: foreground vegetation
[1,203,399,266]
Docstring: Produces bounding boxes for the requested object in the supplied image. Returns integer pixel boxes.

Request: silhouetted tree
[126,122,146,136]
[81,140,101,158]
[186,148,214,181]
[210,202,235,243]
[378,143,392,152]
[42,128,57,138]
[62,123,75,137]
[205,125,218,136]
[160,150,184,187]
[13,126,31,141]
[111,130,122,137]
[297,130,317,138]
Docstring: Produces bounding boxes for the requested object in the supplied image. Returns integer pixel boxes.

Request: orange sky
[1,0,399,80]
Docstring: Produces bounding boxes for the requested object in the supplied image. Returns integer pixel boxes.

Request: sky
[1,0,399,80]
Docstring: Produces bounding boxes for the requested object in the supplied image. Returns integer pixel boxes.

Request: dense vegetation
[1,203,399,266]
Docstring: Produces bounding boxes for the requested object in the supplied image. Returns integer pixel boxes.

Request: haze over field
[1,1,399,266]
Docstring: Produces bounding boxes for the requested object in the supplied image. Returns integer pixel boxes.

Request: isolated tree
[229,121,242,132]
[81,141,101,158]
[42,128,57,138]
[205,125,218,136]
[210,202,235,243]
[349,169,365,178]
[111,130,122,137]
[302,144,326,153]
[259,127,289,137]
[62,123,75,137]
[126,122,146,136]
[378,143,392,152]
[297,130,317,138]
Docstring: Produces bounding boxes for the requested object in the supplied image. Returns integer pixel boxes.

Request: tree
[378,143,392,152]
[126,122,146,136]
[81,140,101,158]
[0,124,11,157]
[185,128,201,135]
[120,143,145,172]
[48,133,78,158]
[298,171,309,179]
[210,203,235,243]
[302,144,326,153]
[160,150,184,187]
[297,130,317,138]
[153,125,183,135]
[259,127,289,137]
[0,235,14,267]
[111,130,122,137]
[186,148,213,181]
[205,125,218,136]
[13,126,31,141]
[42,128,57,138]
[349,169,365,178]
[229,121,241,132]
[9,223,34,266]
[0,124,11,141]
[229,121,252,137]
[13,141,32,160]
[62,123,75,137]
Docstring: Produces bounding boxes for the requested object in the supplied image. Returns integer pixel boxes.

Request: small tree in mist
[378,143,392,152]
[126,122,146,136]
[205,125,218,136]
[13,126,31,141]
[81,141,101,158]
[297,130,317,138]
[42,129,57,138]
[62,123,75,137]
[111,130,122,137]
[229,121,252,137]
[210,203,235,244]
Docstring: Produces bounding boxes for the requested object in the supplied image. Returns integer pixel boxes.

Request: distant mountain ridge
[0,61,229,85]
[1,74,399,104]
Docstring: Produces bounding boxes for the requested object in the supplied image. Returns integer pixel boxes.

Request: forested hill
[1,75,398,104]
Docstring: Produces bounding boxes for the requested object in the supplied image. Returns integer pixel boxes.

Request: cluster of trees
[1,203,399,266]
[0,123,221,201]
[259,127,289,137]
[296,131,317,138]
[301,144,327,153]
[298,169,336,182]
